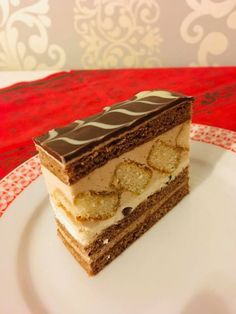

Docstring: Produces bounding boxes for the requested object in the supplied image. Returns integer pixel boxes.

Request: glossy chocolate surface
[34,90,193,163]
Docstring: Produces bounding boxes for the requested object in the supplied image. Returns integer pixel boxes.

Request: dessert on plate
[34,90,193,275]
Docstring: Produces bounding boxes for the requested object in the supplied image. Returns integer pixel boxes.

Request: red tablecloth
[1,67,236,179]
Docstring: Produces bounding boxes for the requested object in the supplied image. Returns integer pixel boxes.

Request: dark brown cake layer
[58,182,189,275]
[37,101,191,184]
[56,167,189,274]
[58,229,92,275]
[85,167,189,255]
[35,90,193,163]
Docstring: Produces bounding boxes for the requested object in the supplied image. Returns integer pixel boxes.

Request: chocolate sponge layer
[37,101,191,184]
[56,167,189,275]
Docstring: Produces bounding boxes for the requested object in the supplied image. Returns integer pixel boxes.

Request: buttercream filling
[42,121,190,196]
[51,159,188,246]
[42,121,190,245]
[56,180,187,263]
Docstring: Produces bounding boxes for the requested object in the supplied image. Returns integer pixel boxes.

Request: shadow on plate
[190,141,225,192]
[181,290,231,314]
[16,197,49,314]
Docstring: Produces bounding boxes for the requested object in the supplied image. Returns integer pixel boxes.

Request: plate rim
[1,123,236,217]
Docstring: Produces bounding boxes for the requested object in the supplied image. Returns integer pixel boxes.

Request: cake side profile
[34,90,193,275]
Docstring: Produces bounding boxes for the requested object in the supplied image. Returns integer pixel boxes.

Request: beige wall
[0,0,236,70]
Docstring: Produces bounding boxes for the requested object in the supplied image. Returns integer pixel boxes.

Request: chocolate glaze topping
[34,90,193,163]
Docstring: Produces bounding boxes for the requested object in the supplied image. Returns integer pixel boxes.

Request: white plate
[1,124,236,314]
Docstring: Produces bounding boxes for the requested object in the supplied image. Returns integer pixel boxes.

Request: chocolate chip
[169,175,172,181]
[122,207,132,216]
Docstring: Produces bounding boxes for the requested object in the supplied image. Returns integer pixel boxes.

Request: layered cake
[34,90,193,275]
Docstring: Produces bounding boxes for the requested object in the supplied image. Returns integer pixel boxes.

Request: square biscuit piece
[34,90,194,275]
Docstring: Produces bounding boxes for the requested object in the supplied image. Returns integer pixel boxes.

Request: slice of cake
[34,90,193,275]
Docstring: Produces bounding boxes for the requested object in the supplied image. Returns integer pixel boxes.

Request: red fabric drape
[1,67,236,179]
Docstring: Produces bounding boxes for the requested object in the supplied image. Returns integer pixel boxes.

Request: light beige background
[0,0,236,70]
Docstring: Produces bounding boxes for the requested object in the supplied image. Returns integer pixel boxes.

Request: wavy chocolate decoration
[34,90,193,163]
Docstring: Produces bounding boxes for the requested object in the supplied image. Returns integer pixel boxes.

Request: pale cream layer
[50,155,189,246]
[56,181,187,264]
[42,121,190,201]
[43,121,190,246]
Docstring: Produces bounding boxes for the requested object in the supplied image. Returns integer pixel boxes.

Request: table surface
[1,67,236,179]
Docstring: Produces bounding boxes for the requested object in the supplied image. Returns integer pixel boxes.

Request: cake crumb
[103,239,109,245]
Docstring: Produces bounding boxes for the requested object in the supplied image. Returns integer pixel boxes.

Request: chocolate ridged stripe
[34,90,193,163]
